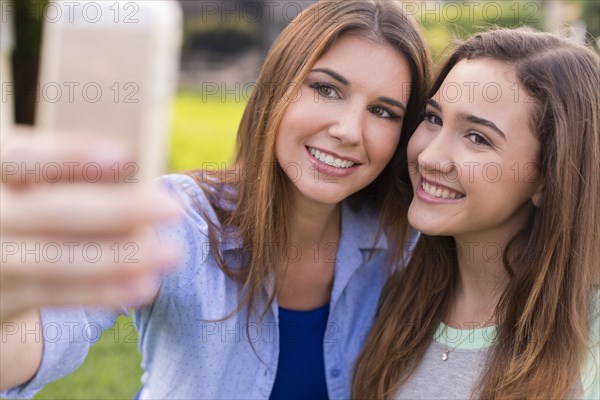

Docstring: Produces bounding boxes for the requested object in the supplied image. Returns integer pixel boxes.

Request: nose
[327,103,364,146]
[416,130,457,178]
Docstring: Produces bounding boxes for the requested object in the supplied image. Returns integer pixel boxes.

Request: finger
[1,184,182,235]
[0,234,180,282]
[1,127,135,186]
[2,273,160,314]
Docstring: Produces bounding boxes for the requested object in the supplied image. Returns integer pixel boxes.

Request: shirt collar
[340,201,388,251]
[220,227,244,253]
[328,201,388,306]
[217,200,389,312]
[219,201,388,253]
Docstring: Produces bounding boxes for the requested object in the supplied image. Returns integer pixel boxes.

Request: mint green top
[393,293,600,399]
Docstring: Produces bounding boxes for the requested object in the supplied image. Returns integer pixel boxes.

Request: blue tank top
[269,304,330,400]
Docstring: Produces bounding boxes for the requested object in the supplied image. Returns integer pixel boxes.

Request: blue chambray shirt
[3,174,417,399]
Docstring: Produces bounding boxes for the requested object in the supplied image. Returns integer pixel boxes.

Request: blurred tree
[580,0,600,47]
[11,0,47,124]
[418,1,544,61]
[179,0,261,57]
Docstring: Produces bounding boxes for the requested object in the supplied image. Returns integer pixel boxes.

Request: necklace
[440,313,495,361]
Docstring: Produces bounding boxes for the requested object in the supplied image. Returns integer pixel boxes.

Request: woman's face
[407,59,543,243]
[275,34,412,206]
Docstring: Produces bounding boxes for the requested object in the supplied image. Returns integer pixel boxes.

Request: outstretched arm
[0,129,181,390]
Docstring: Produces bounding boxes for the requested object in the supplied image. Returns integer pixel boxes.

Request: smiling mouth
[421,179,465,200]
[307,146,358,169]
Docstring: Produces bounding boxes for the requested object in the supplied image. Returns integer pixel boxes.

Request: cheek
[274,136,283,165]
[274,125,285,158]
[363,123,402,166]
[274,121,293,167]
[407,125,427,164]
[274,104,301,157]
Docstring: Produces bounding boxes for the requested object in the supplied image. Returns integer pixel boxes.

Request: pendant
[442,352,448,361]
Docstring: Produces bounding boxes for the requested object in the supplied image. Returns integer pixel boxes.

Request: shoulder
[151,175,230,292]
[155,173,239,231]
[152,174,221,259]
[156,174,216,223]
[156,173,199,194]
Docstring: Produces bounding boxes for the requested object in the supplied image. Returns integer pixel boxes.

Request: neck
[448,204,536,327]
[288,193,341,247]
[448,232,514,327]
[275,193,341,310]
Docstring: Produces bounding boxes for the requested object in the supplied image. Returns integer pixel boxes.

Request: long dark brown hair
[353,28,600,399]
[187,0,431,318]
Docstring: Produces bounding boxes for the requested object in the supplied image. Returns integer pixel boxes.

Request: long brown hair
[353,28,600,399]
[187,0,431,318]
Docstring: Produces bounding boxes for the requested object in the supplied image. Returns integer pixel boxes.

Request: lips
[306,146,358,168]
[419,177,465,200]
[422,181,465,199]
[305,146,360,177]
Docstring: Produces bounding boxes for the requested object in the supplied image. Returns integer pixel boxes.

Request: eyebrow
[311,68,407,113]
[426,99,506,140]
[311,68,349,85]
[379,96,406,114]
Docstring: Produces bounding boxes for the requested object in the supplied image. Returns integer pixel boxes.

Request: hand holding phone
[0,0,184,322]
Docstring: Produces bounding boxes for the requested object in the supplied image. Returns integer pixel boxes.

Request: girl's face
[407,59,543,243]
[275,34,412,206]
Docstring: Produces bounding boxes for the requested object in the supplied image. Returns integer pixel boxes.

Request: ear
[531,182,544,207]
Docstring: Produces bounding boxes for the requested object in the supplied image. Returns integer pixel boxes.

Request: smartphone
[36,0,182,183]
[1,0,15,139]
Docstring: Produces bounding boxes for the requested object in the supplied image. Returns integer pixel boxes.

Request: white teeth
[308,147,355,168]
[422,181,463,200]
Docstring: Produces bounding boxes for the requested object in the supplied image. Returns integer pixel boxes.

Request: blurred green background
[4,0,597,398]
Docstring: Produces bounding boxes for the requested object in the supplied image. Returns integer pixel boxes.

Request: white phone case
[36,0,182,183]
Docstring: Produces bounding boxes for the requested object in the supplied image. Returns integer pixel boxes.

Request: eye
[424,111,442,126]
[369,106,401,120]
[466,132,492,147]
[310,83,339,99]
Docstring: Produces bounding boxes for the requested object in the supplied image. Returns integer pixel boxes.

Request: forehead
[312,34,412,102]
[435,59,535,136]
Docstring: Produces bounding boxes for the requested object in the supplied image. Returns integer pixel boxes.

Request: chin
[410,223,440,236]
[408,210,448,237]
[300,188,346,206]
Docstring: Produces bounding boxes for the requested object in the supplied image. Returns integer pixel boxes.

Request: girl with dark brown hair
[354,28,599,399]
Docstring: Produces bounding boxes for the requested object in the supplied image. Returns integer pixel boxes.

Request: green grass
[168,90,246,172]
[30,91,245,399]
[34,315,142,400]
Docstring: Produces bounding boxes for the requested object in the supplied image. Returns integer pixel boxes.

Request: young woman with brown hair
[1,1,430,398]
[353,28,599,399]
